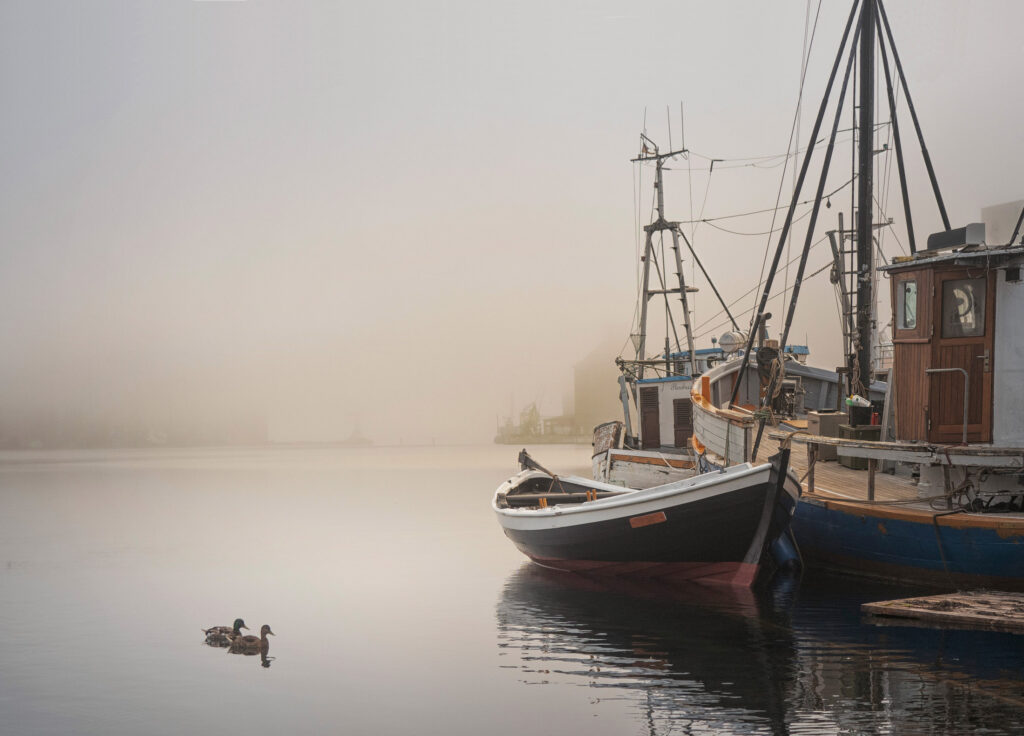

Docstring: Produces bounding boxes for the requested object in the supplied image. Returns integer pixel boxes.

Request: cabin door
[640,387,661,449]
[673,398,692,447]
[928,269,996,443]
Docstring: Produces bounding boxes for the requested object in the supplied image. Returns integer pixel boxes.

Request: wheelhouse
[881,232,1024,446]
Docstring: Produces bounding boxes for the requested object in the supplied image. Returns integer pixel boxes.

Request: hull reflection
[496,564,796,735]
[497,565,1024,734]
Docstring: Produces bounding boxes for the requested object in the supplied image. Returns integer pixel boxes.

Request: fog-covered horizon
[2,1,1022,447]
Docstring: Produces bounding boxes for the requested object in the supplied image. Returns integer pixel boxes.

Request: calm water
[1,444,1022,735]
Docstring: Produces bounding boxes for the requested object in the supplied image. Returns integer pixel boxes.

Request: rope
[779,429,810,451]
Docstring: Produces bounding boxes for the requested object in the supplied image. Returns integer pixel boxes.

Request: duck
[202,618,248,646]
[227,624,275,653]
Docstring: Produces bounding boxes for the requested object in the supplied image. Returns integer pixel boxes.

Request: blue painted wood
[792,497,1024,590]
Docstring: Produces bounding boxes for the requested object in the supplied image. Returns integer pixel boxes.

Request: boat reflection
[496,563,797,735]
[786,571,1024,728]
[497,565,1024,734]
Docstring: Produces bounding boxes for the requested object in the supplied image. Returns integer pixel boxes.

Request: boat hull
[495,459,798,587]
[792,495,1024,591]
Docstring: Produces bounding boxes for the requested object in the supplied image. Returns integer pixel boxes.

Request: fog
[2,1,1022,446]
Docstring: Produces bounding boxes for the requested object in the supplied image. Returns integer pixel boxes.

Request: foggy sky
[2,1,1022,445]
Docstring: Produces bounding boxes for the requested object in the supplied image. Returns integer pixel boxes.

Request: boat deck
[758,434,920,502]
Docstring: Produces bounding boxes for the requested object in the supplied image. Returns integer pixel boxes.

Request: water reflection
[786,573,1024,732]
[497,564,797,735]
[217,624,276,668]
[223,638,275,669]
[202,618,248,648]
[497,565,1024,735]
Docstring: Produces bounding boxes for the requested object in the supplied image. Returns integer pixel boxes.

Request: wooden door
[640,387,660,449]
[928,269,996,443]
[890,268,932,441]
[673,398,692,447]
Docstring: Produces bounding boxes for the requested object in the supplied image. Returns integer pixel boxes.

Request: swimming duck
[202,618,248,646]
[227,624,275,653]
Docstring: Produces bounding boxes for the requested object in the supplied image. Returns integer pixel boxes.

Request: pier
[863,591,1024,634]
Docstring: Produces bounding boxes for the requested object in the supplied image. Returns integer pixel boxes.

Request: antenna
[680,101,685,150]
[666,106,672,151]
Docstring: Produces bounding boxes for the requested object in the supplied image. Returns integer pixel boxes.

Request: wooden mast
[854,0,876,397]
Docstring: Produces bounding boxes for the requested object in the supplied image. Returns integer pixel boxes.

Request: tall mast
[854,0,875,395]
[633,137,697,377]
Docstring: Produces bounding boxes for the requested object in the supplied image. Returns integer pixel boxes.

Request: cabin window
[896,280,917,330]
[941,277,986,338]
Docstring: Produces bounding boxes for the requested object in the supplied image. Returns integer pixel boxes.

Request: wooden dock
[862,591,1024,634]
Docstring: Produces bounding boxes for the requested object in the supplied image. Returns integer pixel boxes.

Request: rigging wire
[694,255,835,341]
[677,122,889,167]
[788,0,817,326]
[686,151,696,251]
[873,194,907,256]
[675,174,856,225]
[621,161,643,361]
[702,207,813,237]
[751,0,823,332]
[692,233,831,336]
[877,68,903,259]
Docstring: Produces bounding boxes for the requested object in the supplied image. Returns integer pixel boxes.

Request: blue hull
[792,495,1024,590]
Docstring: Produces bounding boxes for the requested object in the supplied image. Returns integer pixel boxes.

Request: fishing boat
[590,135,785,488]
[689,0,1024,590]
[492,448,800,587]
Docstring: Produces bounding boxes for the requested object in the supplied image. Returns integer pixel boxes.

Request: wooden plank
[693,407,748,464]
[863,592,1024,634]
[592,422,622,454]
[759,434,919,502]
[767,429,931,454]
[895,342,929,440]
[610,452,694,469]
[835,445,934,463]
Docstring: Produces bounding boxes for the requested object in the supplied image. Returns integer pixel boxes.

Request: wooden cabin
[882,227,1024,446]
[635,376,694,451]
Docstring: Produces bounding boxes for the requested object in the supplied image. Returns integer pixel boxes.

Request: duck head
[233,618,249,634]
[261,625,275,638]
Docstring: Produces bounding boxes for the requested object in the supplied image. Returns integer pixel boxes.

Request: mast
[633,136,697,377]
[854,0,875,396]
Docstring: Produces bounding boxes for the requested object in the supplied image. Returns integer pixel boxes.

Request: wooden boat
[588,134,814,489]
[689,0,1024,590]
[493,449,800,587]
